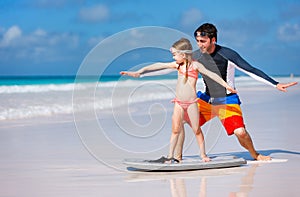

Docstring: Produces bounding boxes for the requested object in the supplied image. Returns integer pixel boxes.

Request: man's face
[195,36,216,54]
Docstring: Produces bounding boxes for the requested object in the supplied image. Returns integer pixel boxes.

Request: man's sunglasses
[194,31,213,37]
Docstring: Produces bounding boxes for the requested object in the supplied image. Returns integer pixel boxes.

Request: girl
[120,38,236,163]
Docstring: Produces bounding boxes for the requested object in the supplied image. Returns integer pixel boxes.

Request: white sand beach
[0,77,300,197]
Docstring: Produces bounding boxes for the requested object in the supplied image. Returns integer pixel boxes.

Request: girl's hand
[120,71,140,78]
[226,86,237,93]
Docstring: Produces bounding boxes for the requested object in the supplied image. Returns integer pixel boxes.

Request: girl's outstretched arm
[194,61,237,93]
[120,62,177,78]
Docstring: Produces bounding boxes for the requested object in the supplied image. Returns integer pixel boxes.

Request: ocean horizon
[0,74,298,85]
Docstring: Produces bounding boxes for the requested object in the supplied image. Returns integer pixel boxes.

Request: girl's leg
[195,127,210,162]
[174,127,185,161]
[168,104,183,160]
[187,103,210,162]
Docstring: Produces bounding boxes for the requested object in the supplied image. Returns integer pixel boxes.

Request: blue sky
[0,0,299,76]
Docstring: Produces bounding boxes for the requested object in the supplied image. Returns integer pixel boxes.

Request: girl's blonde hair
[172,38,193,81]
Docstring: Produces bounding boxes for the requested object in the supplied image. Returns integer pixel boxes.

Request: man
[175,23,297,161]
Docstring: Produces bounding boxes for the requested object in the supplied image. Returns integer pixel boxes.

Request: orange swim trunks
[197,91,245,135]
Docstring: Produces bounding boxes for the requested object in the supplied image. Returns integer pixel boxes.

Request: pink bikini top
[177,63,198,79]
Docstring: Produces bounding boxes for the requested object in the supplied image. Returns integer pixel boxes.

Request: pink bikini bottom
[171,98,198,124]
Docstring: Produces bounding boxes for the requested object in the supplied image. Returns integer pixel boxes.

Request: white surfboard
[246,158,288,164]
[123,155,246,171]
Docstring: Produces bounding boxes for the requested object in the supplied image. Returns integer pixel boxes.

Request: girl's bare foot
[202,156,210,162]
[164,157,180,164]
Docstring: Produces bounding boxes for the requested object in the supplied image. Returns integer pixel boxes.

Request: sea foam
[0,76,297,120]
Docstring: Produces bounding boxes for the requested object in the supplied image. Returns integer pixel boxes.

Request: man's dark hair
[194,23,218,42]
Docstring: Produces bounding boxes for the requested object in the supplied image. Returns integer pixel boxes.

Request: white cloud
[0,25,80,62]
[129,28,144,39]
[33,28,47,36]
[278,23,300,42]
[180,8,203,27]
[0,25,22,47]
[79,4,109,23]
[87,36,105,47]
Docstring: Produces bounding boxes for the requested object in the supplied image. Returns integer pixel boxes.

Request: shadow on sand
[211,149,300,160]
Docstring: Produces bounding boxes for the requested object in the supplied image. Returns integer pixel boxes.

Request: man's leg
[234,128,271,161]
[216,99,271,161]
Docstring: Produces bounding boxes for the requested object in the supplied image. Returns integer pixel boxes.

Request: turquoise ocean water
[0,75,178,120]
[0,76,116,86]
[0,75,297,121]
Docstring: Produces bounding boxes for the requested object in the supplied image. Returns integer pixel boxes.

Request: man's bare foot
[256,154,271,161]
[202,156,210,162]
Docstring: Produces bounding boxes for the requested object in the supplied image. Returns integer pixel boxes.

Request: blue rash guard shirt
[198,44,279,98]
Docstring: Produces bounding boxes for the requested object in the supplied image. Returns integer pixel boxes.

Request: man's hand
[276,82,298,92]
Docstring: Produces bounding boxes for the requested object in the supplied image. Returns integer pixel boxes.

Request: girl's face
[170,48,185,64]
